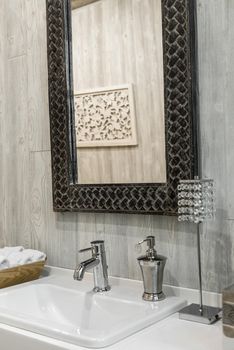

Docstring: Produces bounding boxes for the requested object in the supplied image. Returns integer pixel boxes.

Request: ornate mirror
[46,0,198,214]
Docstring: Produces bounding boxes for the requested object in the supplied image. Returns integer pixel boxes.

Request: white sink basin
[0,268,186,348]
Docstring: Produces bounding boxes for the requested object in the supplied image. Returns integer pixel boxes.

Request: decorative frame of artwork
[72,0,100,10]
[46,0,199,215]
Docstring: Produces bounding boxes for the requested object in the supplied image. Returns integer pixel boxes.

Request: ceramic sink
[0,268,186,348]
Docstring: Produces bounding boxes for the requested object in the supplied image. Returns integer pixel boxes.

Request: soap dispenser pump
[137,236,167,301]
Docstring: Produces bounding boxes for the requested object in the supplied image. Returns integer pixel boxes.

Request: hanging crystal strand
[178,178,214,224]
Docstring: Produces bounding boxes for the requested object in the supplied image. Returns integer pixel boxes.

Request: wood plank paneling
[0,0,233,293]
[224,2,234,219]
[30,151,77,268]
[25,0,50,152]
[4,55,31,248]
[0,0,7,247]
[6,0,26,58]
[197,0,228,218]
[1,0,30,248]
[197,0,234,291]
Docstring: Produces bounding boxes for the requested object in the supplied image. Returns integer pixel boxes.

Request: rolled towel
[0,255,10,270]
[8,249,46,268]
[0,246,24,258]
[7,252,30,267]
[23,249,46,263]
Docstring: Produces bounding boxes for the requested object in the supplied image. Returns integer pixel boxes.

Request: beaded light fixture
[177,178,221,324]
[178,178,215,223]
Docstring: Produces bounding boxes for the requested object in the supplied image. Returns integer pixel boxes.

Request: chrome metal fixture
[177,178,221,324]
[137,236,167,301]
[73,240,110,292]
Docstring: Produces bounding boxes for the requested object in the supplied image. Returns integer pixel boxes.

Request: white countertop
[0,266,233,350]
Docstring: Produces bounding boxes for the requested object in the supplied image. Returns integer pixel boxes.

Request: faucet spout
[74,240,110,292]
[73,257,100,281]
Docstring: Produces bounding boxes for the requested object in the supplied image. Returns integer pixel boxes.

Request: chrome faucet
[73,240,110,292]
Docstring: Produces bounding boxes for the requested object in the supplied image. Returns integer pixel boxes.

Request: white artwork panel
[74,85,137,147]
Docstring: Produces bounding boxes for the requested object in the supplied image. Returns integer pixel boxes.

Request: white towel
[23,249,46,262]
[8,251,31,267]
[8,249,46,268]
[0,246,24,258]
[0,255,10,270]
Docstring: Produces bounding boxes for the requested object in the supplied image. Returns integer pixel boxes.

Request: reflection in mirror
[71,0,166,184]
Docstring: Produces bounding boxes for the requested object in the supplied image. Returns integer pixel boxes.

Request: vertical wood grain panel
[6,0,26,58]
[4,55,31,248]
[25,0,50,152]
[30,151,77,268]
[0,0,7,247]
[224,2,234,220]
[197,0,228,217]
[197,0,234,291]
[1,0,31,248]
[0,0,233,293]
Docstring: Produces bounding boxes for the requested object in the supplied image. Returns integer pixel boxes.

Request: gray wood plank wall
[0,0,233,293]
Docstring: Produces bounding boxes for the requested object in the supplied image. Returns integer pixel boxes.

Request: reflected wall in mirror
[72,0,166,184]
[46,0,198,214]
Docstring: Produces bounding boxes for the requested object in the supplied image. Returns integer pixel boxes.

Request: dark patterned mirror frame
[46,0,199,215]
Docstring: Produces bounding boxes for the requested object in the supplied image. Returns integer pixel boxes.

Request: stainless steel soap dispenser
[137,236,167,301]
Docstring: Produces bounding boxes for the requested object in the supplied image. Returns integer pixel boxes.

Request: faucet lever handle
[79,247,92,253]
[79,246,98,256]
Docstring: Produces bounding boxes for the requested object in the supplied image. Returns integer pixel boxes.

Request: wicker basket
[0,259,46,289]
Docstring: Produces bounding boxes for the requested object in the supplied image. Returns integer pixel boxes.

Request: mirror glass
[71,0,167,185]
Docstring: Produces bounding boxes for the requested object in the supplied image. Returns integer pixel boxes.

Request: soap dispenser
[137,236,167,301]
